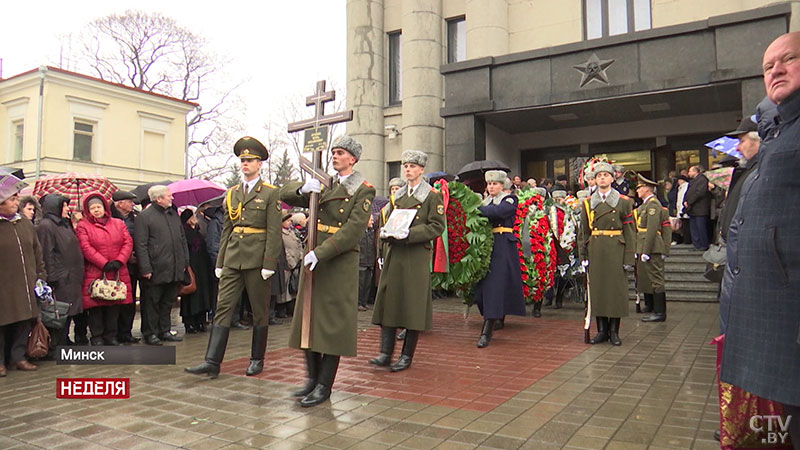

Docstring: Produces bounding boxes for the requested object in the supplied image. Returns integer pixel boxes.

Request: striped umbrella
[33,172,117,211]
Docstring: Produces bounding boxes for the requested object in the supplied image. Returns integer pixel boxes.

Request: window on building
[387,161,401,183]
[584,0,651,39]
[447,17,466,64]
[13,121,24,161]
[388,31,402,105]
[74,121,94,161]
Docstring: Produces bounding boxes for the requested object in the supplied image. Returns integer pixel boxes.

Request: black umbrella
[427,171,456,183]
[456,160,510,180]
[131,180,175,204]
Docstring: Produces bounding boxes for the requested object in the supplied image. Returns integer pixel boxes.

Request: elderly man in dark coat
[370,150,446,372]
[0,174,46,375]
[721,32,800,446]
[683,165,711,251]
[135,185,189,345]
[110,190,140,344]
[282,135,376,407]
[472,170,526,348]
[36,194,85,348]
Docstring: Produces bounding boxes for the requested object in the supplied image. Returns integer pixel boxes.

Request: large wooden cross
[288,80,353,349]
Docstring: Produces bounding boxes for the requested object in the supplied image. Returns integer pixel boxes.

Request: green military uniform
[634,195,671,295]
[282,172,375,357]
[214,180,282,327]
[372,181,446,331]
[580,189,636,318]
[185,136,283,379]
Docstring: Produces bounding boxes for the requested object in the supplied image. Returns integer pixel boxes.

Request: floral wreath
[579,154,612,189]
[431,181,493,304]
[513,191,556,303]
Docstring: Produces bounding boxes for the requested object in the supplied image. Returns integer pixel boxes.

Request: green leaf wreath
[432,181,493,305]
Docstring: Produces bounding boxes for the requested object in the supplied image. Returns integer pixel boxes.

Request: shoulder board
[362,181,373,188]
[261,182,276,189]
[432,188,440,194]
[233,185,240,191]
[619,194,630,200]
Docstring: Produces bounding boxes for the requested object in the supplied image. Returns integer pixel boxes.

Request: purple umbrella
[168,179,226,207]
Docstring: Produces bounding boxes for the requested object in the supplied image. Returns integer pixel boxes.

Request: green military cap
[234,136,268,160]
[634,173,658,190]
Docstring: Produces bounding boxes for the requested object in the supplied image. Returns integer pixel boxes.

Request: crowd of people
[0,31,796,448]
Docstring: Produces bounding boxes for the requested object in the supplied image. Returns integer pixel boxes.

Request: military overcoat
[372,181,445,331]
[282,172,375,356]
[580,189,635,318]
[634,196,671,294]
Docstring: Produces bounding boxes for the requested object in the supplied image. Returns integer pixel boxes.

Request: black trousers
[141,282,178,337]
[1,319,33,365]
[117,276,138,339]
[87,305,121,343]
[358,267,373,307]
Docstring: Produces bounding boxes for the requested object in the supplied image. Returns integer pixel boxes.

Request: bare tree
[58,10,244,180]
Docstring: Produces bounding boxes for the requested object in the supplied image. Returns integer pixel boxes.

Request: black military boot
[554,284,564,309]
[477,320,495,348]
[369,326,396,367]
[640,294,653,313]
[642,292,667,322]
[608,318,622,346]
[391,330,419,372]
[543,293,553,307]
[300,354,339,407]
[184,325,230,379]
[396,328,406,340]
[294,351,321,397]
[532,302,542,318]
[494,317,505,330]
[245,325,268,376]
[589,317,609,344]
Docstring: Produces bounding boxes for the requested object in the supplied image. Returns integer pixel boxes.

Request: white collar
[243,178,259,192]
[338,173,352,184]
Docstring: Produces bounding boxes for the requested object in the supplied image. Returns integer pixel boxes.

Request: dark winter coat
[75,193,133,309]
[721,88,800,407]
[473,194,526,319]
[0,213,45,326]
[111,204,138,279]
[684,173,711,217]
[203,206,224,264]
[134,203,189,285]
[179,223,212,318]
[36,194,85,315]
[718,161,758,242]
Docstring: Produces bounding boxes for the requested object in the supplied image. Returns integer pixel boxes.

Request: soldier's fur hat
[401,150,428,167]
[576,189,591,200]
[591,161,614,177]
[485,170,506,183]
[551,190,567,199]
[332,135,362,161]
[388,177,404,188]
[533,187,548,197]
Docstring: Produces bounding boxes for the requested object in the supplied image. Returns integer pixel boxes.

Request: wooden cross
[288,80,353,349]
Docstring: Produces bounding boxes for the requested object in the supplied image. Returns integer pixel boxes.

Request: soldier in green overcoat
[282,135,375,407]
[185,136,283,379]
[369,150,446,372]
[633,174,672,322]
[579,162,636,346]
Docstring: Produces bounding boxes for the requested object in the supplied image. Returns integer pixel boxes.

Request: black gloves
[103,260,123,272]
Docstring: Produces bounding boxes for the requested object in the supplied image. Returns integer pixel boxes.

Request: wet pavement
[0,297,722,449]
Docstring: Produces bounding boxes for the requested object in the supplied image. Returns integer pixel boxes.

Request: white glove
[634,253,638,259]
[304,251,319,271]
[623,264,634,271]
[661,254,667,260]
[261,269,274,280]
[641,254,650,262]
[299,179,322,194]
[378,258,384,270]
[395,229,409,240]
[581,260,589,268]
[214,268,222,278]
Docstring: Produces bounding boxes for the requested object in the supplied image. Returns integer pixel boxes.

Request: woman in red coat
[75,192,133,346]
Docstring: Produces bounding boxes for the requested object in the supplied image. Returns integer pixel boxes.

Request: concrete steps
[627,244,719,303]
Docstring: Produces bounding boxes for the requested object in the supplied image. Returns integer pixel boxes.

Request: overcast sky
[1,1,347,135]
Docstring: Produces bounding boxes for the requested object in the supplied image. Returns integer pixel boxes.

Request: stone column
[466,0,509,58]
[401,0,444,173]
[346,0,386,192]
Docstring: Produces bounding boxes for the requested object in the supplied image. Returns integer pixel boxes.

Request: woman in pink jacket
[75,192,133,346]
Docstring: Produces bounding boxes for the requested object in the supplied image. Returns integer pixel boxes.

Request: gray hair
[745,131,761,142]
[148,185,170,202]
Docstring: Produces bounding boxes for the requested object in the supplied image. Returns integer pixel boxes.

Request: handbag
[89,272,128,301]
[178,267,197,296]
[26,318,50,359]
[40,299,71,329]
[288,267,300,296]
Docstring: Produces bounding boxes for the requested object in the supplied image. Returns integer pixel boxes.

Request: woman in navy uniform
[472,170,526,348]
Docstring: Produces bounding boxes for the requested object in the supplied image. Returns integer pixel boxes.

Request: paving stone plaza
[0,298,722,450]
